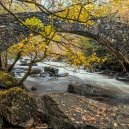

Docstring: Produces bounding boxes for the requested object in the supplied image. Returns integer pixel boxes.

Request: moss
[5,81,13,86]
[0,87,25,96]
[0,71,16,81]
[0,70,19,88]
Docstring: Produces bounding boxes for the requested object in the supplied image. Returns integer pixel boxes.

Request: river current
[13,60,129,103]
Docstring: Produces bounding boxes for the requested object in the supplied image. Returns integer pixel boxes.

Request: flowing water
[13,60,129,105]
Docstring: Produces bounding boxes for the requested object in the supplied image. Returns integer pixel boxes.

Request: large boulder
[38,93,129,129]
[0,87,37,127]
[0,70,23,89]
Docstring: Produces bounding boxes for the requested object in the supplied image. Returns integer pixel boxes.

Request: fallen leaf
[127,124,129,126]
[114,123,118,127]
[110,112,115,116]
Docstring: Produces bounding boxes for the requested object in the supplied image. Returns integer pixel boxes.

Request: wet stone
[31,86,37,91]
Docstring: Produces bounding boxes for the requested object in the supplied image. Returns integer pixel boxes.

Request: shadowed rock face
[0,87,37,127]
[38,93,129,129]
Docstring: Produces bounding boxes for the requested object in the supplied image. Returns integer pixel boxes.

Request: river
[13,60,129,105]
[4,60,129,128]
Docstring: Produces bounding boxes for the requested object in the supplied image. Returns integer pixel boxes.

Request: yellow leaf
[110,112,115,116]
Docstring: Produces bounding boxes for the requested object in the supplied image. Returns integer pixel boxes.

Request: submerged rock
[0,87,37,127]
[39,93,129,129]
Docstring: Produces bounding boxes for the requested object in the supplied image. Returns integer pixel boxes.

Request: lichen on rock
[0,87,37,127]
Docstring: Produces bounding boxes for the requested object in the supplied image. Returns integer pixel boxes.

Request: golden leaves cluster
[8,35,46,56]
[65,50,107,70]
[54,0,111,27]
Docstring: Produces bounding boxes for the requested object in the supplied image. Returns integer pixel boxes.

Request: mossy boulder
[0,70,22,89]
[0,87,37,127]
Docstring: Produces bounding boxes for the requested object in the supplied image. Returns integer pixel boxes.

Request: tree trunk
[18,61,33,85]
[8,51,22,72]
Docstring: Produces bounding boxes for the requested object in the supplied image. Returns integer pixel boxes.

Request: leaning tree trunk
[8,51,22,72]
[18,60,33,85]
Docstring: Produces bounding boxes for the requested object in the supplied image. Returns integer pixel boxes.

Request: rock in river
[44,66,59,77]
[67,82,115,99]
